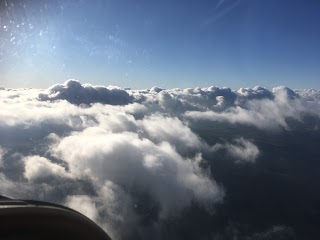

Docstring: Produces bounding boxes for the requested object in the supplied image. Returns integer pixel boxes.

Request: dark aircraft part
[0,196,111,240]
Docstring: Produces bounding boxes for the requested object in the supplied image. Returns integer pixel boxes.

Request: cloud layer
[0,80,319,239]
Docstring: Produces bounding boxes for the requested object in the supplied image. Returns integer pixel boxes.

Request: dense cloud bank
[1,80,320,239]
[38,80,133,105]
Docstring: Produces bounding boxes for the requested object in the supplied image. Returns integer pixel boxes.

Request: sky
[0,0,320,89]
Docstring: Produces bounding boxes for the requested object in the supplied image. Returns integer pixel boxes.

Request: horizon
[1,78,319,92]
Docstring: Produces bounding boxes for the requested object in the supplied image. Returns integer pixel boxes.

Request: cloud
[51,127,224,216]
[47,126,223,239]
[0,173,16,197]
[23,155,70,182]
[149,86,163,93]
[66,195,99,221]
[185,105,287,130]
[236,86,274,105]
[272,86,299,99]
[94,181,138,240]
[185,86,319,130]
[212,138,260,163]
[0,80,319,239]
[296,88,320,101]
[131,85,237,114]
[38,79,133,105]
[0,146,6,167]
[138,115,206,154]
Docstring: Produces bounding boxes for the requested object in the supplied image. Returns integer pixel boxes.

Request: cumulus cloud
[185,86,318,130]
[138,115,206,154]
[51,127,223,215]
[47,125,223,239]
[38,79,133,105]
[296,88,320,101]
[130,85,237,114]
[0,80,319,239]
[236,86,274,107]
[237,86,274,100]
[129,84,320,132]
[23,155,70,182]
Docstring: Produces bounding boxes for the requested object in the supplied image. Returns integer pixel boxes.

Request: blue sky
[0,0,319,89]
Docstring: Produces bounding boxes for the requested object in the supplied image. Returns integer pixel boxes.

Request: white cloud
[47,126,223,239]
[236,86,274,105]
[51,127,224,216]
[0,80,319,238]
[38,79,133,105]
[131,85,237,114]
[23,155,70,182]
[66,195,99,221]
[138,115,206,154]
[185,87,315,130]
[212,138,260,163]
[95,181,138,240]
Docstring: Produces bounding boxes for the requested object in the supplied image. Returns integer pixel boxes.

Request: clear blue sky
[1,0,319,89]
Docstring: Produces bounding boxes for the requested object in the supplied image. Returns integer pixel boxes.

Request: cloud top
[51,128,224,215]
[38,80,133,105]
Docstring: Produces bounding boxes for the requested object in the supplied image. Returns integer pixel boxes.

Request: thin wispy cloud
[202,0,242,27]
